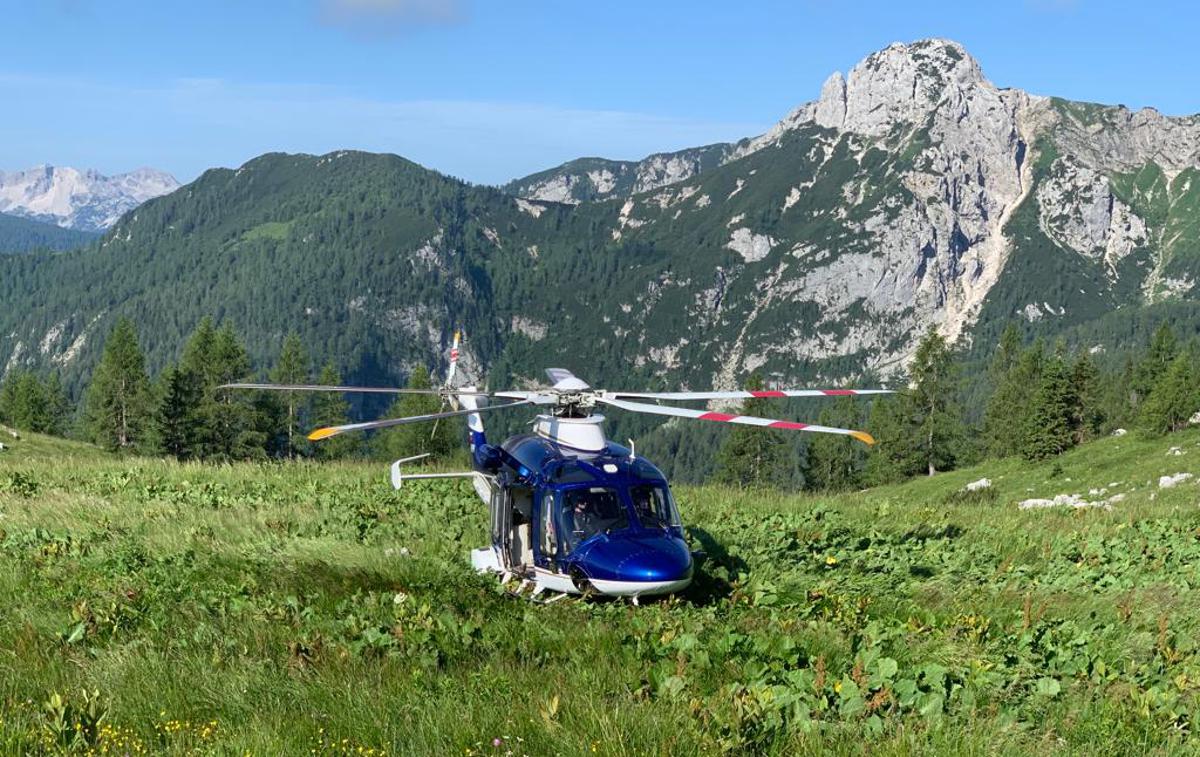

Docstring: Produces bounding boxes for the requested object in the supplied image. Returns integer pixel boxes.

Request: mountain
[1,39,1198,433]
[0,164,180,232]
[0,212,97,254]
[500,144,737,204]
[506,39,1200,371]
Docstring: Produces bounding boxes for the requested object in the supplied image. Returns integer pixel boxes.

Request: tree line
[0,316,457,462]
[712,322,1200,492]
[3,318,1196,488]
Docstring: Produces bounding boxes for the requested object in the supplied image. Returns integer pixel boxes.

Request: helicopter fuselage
[467,431,694,599]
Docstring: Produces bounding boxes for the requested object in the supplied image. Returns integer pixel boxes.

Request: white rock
[726,228,776,262]
[1018,492,1113,511]
[1168,447,1185,456]
[1189,411,1200,426]
[964,477,991,492]
[1159,473,1194,489]
[1112,428,1128,437]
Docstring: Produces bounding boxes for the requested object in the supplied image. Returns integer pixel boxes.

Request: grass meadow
[3,428,1200,754]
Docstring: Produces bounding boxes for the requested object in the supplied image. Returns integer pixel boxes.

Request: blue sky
[2,0,1195,185]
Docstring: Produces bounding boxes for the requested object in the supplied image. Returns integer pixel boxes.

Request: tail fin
[445,331,487,449]
[445,329,462,391]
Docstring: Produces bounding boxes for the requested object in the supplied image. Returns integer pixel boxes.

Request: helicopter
[224,332,890,602]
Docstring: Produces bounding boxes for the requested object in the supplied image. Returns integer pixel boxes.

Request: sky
[1,0,1197,185]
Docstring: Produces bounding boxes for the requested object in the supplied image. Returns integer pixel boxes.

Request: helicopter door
[509,487,534,569]
[489,486,512,571]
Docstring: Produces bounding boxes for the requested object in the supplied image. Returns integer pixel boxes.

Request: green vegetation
[0,213,95,255]
[713,373,788,489]
[374,365,457,462]
[81,318,153,452]
[4,422,1200,753]
[0,371,70,437]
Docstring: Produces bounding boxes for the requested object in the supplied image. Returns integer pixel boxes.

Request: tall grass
[1,429,1199,754]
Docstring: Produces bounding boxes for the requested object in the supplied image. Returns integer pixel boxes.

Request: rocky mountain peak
[808,38,986,135]
[0,164,180,232]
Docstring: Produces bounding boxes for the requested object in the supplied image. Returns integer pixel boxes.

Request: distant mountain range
[0,165,179,232]
[1,38,1198,416]
[0,212,96,254]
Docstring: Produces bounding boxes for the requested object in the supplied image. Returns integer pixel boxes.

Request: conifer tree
[907,327,965,475]
[43,373,72,437]
[1132,323,1178,404]
[1069,351,1102,443]
[83,318,152,451]
[375,365,458,461]
[805,396,865,491]
[1139,351,1199,435]
[155,364,201,460]
[713,373,788,489]
[310,362,358,460]
[270,334,310,458]
[1101,356,1138,431]
[863,394,919,485]
[208,323,267,460]
[178,319,267,460]
[1022,347,1075,460]
[0,371,52,433]
[984,338,1044,458]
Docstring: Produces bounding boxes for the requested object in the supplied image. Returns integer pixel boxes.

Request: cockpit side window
[561,487,628,552]
[629,483,682,530]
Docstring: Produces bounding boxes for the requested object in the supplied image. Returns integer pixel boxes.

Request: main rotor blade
[594,396,877,445]
[220,382,491,396]
[606,389,893,401]
[307,400,532,441]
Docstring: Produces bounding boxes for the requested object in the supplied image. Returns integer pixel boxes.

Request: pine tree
[908,328,965,476]
[155,364,201,460]
[713,373,788,489]
[310,362,358,460]
[1132,323,1178,405]
[805,396,865,491]
[984,338,1045,458]
[43,373,72,437]
[0,371,52,433]
[208,323,267,460]
[863,394,920,485]
[1069,351,1102,444]
[375,365,458,461]
[1022,347,1075,460]
[1139,351,1199,435]
[177,318,267,460]
[82,318,152,451]
[270,334,310,459]
[1101,356,1138,431]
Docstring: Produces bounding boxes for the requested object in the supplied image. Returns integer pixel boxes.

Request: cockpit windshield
[629,483,682,530]
[561,487,628,551]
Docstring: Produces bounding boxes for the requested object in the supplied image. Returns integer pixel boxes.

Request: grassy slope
[2,429,1200,754]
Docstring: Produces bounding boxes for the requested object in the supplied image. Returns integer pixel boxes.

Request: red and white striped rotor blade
[606,389,892,401]
[594,396,876,445]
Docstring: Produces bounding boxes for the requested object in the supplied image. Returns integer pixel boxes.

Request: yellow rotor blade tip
[307,427,339,442]
[850,430,876,446]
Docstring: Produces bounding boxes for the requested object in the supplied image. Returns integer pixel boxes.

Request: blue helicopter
[227,333,888,602]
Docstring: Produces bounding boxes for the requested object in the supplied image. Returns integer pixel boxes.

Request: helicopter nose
[576,535,693,583]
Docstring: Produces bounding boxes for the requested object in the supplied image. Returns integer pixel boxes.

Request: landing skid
[471,547,580,602]
[469,546,691,604]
